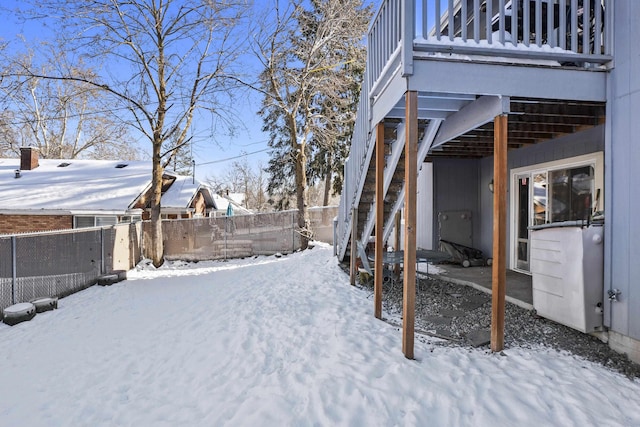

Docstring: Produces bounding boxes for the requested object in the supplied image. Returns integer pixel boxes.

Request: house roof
[0,158,207,215]
[211,194,251,215]
[161,175,215,210]
[226,192,245,206]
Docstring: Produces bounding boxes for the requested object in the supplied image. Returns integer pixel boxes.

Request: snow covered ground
[1,243,640,426]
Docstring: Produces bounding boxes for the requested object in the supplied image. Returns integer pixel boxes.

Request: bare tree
[8,0,248,266]
[207,158,271,212]
[253,0,371,249]
[0,48,137,160]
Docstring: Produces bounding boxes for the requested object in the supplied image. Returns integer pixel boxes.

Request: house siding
[432,158,480,249]
[416,163,434,250]
[605,0,640,342]
[477,125,606,258]
[0,214,73,234]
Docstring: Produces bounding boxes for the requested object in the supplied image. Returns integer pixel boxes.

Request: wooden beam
[403,91,418,360]
[374,122,385,319]
[432,95,510,149]
[491,114,508,352]
[350,207,358,286]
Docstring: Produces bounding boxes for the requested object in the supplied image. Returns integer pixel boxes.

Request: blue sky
[0,1,272,181]
[0,0,382,182]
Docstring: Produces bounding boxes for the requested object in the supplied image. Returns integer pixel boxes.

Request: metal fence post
[100,228,105,274]
[224,216,228,261]
[11,236,16,304]
[291,211,295,253]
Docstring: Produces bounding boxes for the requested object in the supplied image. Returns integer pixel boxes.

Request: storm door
[515,174,531,271]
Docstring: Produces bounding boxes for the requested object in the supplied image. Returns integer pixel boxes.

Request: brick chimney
[20,147,39,170]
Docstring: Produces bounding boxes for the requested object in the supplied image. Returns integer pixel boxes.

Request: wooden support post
[491,114,508,352]
[403,91,418,360]
[374,122,385,319]
[394,211,402,276]
[350,207,358,286]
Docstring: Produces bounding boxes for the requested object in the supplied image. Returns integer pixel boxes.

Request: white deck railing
[366,0,612,93]
[414,0,610,61]
[336,0,612,260]
[337,69,375,259]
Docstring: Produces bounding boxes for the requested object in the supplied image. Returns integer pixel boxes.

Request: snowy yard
[1,243,639,426]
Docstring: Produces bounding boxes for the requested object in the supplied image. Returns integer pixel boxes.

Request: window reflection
[533,173,547,225]
[549,166,594,223]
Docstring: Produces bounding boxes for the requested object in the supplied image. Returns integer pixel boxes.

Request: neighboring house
[0,147,215,234]
[337,1,640,362]
[226,191,246,208]
[158,175,215,220]
[210,193,252,217]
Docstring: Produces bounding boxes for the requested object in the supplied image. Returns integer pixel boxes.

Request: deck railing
[367,0,403,90]
[337,0,612,260]
[366,0,612,94]
[337,69,375,259]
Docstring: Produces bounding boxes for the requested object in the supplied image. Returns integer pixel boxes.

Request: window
[510,152,603,272]
[548,165,595,223]
[95,216,117,227]
[533,173,547,226]
[74,216,118,228]
[119,215,142,224]
[74,216,95,228]
[527,165,596,225]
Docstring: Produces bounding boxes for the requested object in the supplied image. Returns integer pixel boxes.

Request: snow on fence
[150,207,338,262]
[0,223,142,311]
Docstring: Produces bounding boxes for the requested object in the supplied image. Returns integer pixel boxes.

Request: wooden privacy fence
[0,207,337,311]
[147,207,338,262]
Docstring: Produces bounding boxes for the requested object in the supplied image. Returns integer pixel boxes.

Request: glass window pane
[533,173,547,225]
[95,216,117,227]
[517,241,528,263]
[517,176,530,238]
[74,217,95,228]
[549,165,594,223]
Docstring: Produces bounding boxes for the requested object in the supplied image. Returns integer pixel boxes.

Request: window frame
[509,152,604,272]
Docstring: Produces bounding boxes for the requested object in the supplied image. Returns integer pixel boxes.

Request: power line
[197,147,271,166]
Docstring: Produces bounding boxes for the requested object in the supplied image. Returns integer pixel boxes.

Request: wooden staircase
[345,119,440,258]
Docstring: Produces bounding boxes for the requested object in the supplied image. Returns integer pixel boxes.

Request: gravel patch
[351,269,640,379]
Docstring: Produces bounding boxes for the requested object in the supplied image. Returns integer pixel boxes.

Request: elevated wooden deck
[337,0,612,357]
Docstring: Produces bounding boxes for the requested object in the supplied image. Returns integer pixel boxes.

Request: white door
[515,174,531,271]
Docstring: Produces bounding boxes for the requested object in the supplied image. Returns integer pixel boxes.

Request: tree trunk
[322,170,332,224]
[149,141,164,267]
[295,148,311,249]
[323,170,331,207]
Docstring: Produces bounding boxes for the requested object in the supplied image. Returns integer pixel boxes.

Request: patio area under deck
[433,263,533,310]
[338,0,613,358]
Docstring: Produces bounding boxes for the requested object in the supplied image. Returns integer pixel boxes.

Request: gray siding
[477,125,605,259]
[604,0,640,339]
[432,158,480,249]
[416,163,434,249]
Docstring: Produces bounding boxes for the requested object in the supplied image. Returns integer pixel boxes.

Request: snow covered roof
[212,194,230,211]
[226,192,245,206]
[161,175,214,210]
[0,158,205,215]
[211,193,251,215]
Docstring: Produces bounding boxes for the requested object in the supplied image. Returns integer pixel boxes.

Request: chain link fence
[1,208,336,311]
[0,223,142,311]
